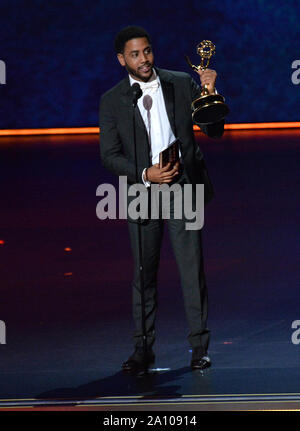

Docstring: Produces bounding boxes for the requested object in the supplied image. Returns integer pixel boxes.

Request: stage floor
[0,129,300,410]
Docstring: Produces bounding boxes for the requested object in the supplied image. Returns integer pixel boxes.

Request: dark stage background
[0,0,299,129]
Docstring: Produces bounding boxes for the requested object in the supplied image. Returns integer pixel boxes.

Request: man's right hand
[146,161,180,183]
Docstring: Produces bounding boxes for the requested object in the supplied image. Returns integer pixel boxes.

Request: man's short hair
[114,25,151,54]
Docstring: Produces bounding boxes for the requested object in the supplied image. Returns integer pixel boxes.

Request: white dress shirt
[129,69,180,186]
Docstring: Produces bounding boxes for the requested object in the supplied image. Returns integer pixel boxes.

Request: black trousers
[127,173,210,356]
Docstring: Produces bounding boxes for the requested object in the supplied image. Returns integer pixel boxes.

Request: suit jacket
[99,67,224,214]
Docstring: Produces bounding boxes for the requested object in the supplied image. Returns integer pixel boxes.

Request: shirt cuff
[142,168,151,188]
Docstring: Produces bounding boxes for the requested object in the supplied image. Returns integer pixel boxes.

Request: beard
[125,62,154,82]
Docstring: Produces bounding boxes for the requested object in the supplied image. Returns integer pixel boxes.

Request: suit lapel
[156,68,177,136]
[120,76,149,135]
[119,76,151,165]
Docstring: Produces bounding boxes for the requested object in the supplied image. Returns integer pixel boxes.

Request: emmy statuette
[185,40,229,125]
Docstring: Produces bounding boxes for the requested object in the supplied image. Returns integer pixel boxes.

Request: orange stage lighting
[1,122,300,137]
[224,122,300,130]
[195,122,300,131]
[0,127,99,136]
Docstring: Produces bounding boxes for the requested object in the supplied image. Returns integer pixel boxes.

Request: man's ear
[117,53,126,67]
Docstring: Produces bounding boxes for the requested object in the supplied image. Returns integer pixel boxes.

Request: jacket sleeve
[99,94,145,184]
[190,76,225,139]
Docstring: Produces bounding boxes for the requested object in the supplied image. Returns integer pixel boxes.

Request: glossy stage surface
[0,129,300,410]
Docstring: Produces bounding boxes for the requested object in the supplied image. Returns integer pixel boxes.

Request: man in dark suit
[99,26,224,372]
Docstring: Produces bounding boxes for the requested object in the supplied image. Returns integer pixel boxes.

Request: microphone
[143,94,153,111]
[131,83,143,106]
[143,94,153,142]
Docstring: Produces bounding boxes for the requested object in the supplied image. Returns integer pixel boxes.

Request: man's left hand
[196,68,217,94]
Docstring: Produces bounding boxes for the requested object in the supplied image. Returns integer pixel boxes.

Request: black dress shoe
[122,347,155,373]
[191,347,211,370]
[191,355,211,370]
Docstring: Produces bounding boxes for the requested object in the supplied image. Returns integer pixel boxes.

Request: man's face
[117,37,154,82]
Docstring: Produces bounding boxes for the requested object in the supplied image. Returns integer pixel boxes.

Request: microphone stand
[132,94,149,375]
